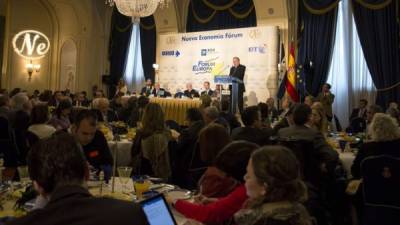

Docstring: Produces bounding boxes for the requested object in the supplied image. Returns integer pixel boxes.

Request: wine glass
[17,166,30,187]
[117,167,133,193]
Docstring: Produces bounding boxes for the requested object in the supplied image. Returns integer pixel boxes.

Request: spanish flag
[286,43,299,102]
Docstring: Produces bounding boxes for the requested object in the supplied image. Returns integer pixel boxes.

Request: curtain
[140,16,156,82]
[124,24,145,94]
[327,0,376,128]
[108,8,132,97]
[352,0,400,108]
[109,10,156,94]
[297,0,339,97]
[186,0,256,32]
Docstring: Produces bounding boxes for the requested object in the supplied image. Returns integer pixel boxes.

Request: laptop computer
[140,194,178,225]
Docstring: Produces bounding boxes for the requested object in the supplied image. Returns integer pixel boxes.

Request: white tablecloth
[337,150,356,178]
[108,140,133,167]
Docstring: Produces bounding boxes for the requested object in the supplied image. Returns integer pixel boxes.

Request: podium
[214,75,243,114]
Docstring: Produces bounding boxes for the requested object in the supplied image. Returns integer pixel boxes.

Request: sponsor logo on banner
[192,57,218,74]
[161,50,180,57]
[200,48,217,56]
[248,44,267,54]
[249,29,261,40]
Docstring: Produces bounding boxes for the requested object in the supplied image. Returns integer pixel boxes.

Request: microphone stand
[111,133,120,193]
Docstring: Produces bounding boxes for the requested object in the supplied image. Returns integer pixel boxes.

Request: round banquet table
[0,184,189,225]
[150,98,202,126]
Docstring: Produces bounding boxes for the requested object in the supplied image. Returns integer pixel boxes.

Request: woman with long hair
[235,145,312,225]
[310,105,328,135]
[131,103,172,181]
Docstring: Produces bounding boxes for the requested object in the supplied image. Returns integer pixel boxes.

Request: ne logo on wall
[12,30,50,59]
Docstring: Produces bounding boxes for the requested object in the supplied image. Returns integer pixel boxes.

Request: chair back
[278,137,321,185]
[361,155,400,225]
[349,117,366,133]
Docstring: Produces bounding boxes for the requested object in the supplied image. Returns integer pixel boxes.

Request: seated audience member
[73,92,90,107]
[28,104,56,139]
[231,106,273,146]
[234,146,312,225]
[278,96,293,116]
[140,79,154,97]
[9,92,32,129]
[173,108,205,187]
[203,106,230,131]
[272,103,296,135]
[201,81,214,96]
[278,104,338,172]
[351,113,400,179]
[199,95,212,109]
[219,100,241,131]
[257,102,271,127]
[6,132,148,225]
[110,92,124,111]
[116,79,128,96]
[310,104,328,135]
[92,98,118,123]
[304,95,315,107]
[169,141,259,224]
[152,83,170,98]
[0,94,10,119]
[71,110,113,173]
[387,101,399,111]
[365,105,384,138]
[9,88,21,98]
[117,96,137,124]
[184,83,200,98]
[386,107,400,125]
[30,90,40,105]
[39,90,52,103]
[196,124,231,196]
[94,90,105,99]
[48,91,63,107]
[136,95,150,123]
[266,97,279,121]
[48,99,72,131]
[0,88,8,95]
[350,99,368,122]
[131,103,172,181]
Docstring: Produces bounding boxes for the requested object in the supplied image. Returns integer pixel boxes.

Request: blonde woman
[351,113,400,178]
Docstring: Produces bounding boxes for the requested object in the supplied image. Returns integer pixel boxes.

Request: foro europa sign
[12,30,50,59]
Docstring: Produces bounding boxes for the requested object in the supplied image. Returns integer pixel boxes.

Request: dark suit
[7,185,149,225]
[183,89,200,98]
[350,107,367,122]
[201,89,214,97]
[351,139,400,179]
[278,125,338,171]
[229,64,246,112]
[140,86,153,97]
[231,126,273,146]
[152,88,169,98]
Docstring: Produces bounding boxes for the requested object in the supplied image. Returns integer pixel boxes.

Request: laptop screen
[141,195,177,225]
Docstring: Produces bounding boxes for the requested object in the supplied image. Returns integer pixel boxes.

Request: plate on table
[167,189,192,200]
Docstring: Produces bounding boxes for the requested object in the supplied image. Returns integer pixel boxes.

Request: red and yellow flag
[286,43,299,102]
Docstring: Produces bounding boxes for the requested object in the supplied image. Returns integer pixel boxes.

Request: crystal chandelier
[106,0,170,23]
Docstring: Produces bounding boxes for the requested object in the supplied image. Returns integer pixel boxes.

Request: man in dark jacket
[7,132,148,225]
[231,106,273,146]
[229,57,246,113]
